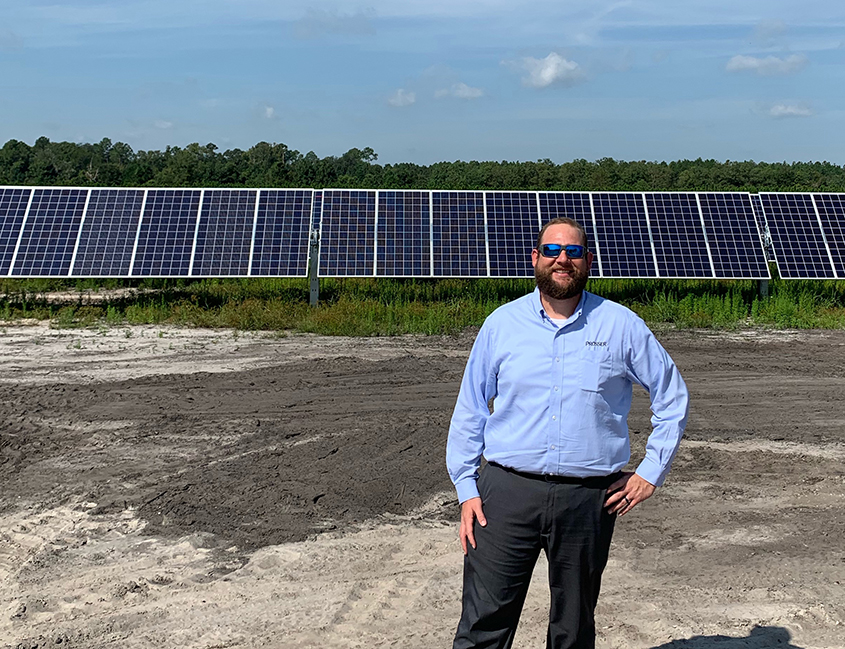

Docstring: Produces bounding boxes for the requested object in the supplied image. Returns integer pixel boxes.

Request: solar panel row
[0,188,312,277]
[757,193,845,279]
[17,187,845,279]
[319,190,769,279]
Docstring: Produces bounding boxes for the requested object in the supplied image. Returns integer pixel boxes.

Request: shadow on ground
[650,625,803,648]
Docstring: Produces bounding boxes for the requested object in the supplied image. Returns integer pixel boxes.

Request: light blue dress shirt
[446,288,689,504]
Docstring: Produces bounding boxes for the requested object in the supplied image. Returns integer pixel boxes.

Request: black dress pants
[453,463,619,649]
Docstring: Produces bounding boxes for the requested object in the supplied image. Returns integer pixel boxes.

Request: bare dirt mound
[1,354,463,549]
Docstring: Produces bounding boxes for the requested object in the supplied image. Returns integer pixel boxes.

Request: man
[446,217,689,649]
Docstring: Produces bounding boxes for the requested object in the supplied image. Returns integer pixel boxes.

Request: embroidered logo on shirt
[585,340,608,347]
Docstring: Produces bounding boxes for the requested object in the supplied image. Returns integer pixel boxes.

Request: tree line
[2,137,845,192]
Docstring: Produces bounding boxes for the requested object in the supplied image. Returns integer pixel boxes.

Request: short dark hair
[535,218,589,250]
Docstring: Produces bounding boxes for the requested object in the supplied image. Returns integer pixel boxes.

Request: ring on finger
[623,496,631,506]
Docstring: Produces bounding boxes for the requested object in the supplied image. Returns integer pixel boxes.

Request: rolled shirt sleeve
[446,324,497,503]
[624,317,689,487]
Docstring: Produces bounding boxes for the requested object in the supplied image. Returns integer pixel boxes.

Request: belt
[487,461,618,487]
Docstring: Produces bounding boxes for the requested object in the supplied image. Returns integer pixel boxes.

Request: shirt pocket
[580,346,613,392]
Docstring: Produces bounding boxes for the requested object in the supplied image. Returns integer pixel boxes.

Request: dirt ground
[0,322,843,649]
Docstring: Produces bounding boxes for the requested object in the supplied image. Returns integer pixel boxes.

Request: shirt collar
[532,287,589,326]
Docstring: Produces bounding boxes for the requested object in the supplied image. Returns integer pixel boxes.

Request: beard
[534,263,589,301]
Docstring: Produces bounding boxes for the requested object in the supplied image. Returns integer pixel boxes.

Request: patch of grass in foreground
[1,276,844,334]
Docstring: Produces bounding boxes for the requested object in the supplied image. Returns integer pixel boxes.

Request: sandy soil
[1,322,844,649]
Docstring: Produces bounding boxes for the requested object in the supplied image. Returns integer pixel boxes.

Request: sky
[1,1,844,165]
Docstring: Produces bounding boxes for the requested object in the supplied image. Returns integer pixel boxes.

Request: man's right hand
[459,497,487,555]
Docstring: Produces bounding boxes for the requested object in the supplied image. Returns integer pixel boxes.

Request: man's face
[531,224,594,301]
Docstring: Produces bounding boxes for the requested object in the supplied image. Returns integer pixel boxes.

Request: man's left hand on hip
[605,472,656,516]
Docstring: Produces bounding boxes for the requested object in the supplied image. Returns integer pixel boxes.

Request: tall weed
[1,276,844,334]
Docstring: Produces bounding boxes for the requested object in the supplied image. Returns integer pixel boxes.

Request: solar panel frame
[190,189,257,277]
[698,192,770,279]
[431,191,487,277]
[0,188,32,276]
[10,188,89,277]
[318,189,376,277]
[130,189,202,277]
[375,190,432,277]
[645,192,714,278]
[485,191,539,278]
[70,189,145,277]
[590,192,658,278]
[811,193,845,278]
[759,192,835,279]
[250,189,313,277]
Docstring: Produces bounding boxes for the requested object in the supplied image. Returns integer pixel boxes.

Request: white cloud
[452,82,484,99]
[263,105,276,119]
[435,82,484,100]
[769,103,812,118]
[726,53,808,75]
[154,120,173,129]
[294,8,376,38]
[508,52,584,88]
[388,89,416,107]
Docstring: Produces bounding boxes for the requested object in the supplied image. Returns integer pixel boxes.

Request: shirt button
[554,386,559,391]
[555,357,560,362]
[552,415,557,420]
[551,445,556,450]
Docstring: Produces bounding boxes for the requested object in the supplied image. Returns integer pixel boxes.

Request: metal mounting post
[308,229,320,306]
[758,280,769,298]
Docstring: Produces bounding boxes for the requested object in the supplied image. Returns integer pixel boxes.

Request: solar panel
[11,188,88,276]
[537,192,600,276]
[71,189,144,276]
[131,190,201,276]
[431,192,486,277]
[591,193,657,277]
[376,190,431,277]
[311,191,322,231]
[251,190,312,277]
[812,194,845,278]
[319,190,376,277]
[759,193,834,279]
[486,192,538,277]
[699,193,770,278]
[191,190,256,276]
[750,194,765,234]
[0,188,32,275]
[646,193,712,278]
[538,193,595,241]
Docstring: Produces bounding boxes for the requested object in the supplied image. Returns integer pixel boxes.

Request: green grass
[1,274,844,334]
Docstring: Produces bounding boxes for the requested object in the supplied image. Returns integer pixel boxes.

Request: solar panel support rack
[308,229,320,306]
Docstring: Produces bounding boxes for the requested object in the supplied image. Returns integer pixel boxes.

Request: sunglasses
[539,244,587,259]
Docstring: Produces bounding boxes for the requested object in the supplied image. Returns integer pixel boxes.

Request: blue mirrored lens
[540,244,585,259]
